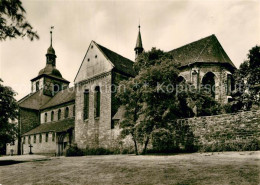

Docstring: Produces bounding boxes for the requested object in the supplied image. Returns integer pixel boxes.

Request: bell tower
[134,24,144,60]
[46,28,56,66]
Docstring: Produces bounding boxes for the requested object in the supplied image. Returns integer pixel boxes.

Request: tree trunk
[142,136,150,155]
[133,137,139,155]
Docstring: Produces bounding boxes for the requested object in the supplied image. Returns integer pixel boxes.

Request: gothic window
[73,105,75,117]
[46,133,48,142]
[58,109,61,120]
[34,135,36,143]
[44,112,47,123]
[52,132,55,142]
[65,107,69,118]
[84,90,89,120]
[202,72,215,98]
[28,136,31,144]
[94,86,101,118]
[39,134,42,143]
[23,137,25,144]
[51,111,54,121]
[36,81,39,91]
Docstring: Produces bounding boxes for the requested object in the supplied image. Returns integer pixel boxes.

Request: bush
[151,128,178,153]
[65,145,84,156]
[84,147,113,155]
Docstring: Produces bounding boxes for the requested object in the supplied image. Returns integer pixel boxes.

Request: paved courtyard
[0,151,259,185]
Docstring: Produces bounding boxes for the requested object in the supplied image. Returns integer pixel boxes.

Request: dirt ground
[0,151,259,185]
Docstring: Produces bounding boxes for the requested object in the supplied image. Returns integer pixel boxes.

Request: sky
[1,0,260,100]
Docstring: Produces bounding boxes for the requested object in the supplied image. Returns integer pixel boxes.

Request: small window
[34,135,36,143]
[36,81,39,91]
[28,136,31,144]
[91,45,93,49]
[111,120,115,129]
[52,132,55,142]
[23,137,25,144]
[45,133,48,142]
[51,111,54,121]
[44,112,47,123]
[95,55,97,58]
[65,107,69,118]
[39,134,42,143]
[88,58,90,62]
[73,105,75,117]
[58,109,61,120]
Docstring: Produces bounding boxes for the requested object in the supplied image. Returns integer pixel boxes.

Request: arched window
[45,133,48,142]
[202,72,215,98]
[28,136,31,144]
[84,90,89,120]
[58,109,61,120]
[34,135,36,143]
[39,134,42,143]
[73,105,75,117]
[23,137,25,144]
[44,112,47,123]
[65,107,69,118]
[94,86,101,118]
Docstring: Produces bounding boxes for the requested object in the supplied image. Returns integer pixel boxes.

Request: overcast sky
[1,0,260,100]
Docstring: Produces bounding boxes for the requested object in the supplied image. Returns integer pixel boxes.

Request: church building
[6,26,236,155]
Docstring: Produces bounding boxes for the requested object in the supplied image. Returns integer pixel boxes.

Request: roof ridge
[169,34,215,53]
[95,42,134,63]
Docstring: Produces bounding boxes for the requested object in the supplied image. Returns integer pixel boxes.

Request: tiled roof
[168,34,236,69]
[40,87,75,110]
[95,42,136,77]
[19,89,52,110]
[23,118,74,136]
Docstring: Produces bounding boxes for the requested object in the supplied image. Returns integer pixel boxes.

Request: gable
[74,41,114,83]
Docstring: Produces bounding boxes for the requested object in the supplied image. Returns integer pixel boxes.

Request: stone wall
[75,72,112,149]
[20,107,40,135]
[176,109,260,150]
[22,132,56,154]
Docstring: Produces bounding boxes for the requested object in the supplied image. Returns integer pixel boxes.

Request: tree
[116,48,219,154]
[231,45,260,110]
[0,79,18,154]
[0,0,39,41]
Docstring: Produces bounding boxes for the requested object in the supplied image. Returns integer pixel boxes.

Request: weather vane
[50,26,54,46]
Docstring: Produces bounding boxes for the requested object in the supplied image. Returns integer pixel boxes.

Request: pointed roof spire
[135,24,143,49]
[47,26,55,55]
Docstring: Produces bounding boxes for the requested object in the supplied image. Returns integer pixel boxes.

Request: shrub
[151,128,178,153]
[65,145,84,157]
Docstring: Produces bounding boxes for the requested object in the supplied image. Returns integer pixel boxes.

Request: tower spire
[134,23,144,60]
[46,26,56,66]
